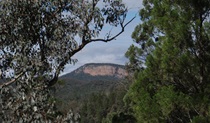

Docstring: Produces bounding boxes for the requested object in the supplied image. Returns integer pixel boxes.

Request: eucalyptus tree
[0,0,134,122]
[125,0,210,122]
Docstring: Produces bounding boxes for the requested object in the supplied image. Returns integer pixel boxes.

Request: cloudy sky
[61,0,143,75]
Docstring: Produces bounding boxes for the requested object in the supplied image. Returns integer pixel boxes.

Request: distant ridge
[55,63,128,101]
[82,63,125,67]
[61,63,128,79]
[61,63,125,75]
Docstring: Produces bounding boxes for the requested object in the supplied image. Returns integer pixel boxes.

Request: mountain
[61,63,128,80]
[54,63,128,103]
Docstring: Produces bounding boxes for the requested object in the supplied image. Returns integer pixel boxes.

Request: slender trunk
[198,11,205,92]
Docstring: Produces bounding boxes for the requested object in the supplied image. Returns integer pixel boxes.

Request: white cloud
[61,42,129,75]
[73,42,129,65]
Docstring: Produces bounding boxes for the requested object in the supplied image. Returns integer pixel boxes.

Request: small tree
[0,0,134,122]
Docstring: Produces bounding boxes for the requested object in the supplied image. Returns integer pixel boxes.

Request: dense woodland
[1,0,210,123]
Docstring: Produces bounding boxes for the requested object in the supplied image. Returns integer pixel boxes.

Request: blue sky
[61,0,142,75]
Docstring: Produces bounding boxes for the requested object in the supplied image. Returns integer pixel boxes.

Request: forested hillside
[53,63,133,122]
[55,63,128,101]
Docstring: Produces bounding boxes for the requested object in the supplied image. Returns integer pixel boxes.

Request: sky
[61,0,143,75]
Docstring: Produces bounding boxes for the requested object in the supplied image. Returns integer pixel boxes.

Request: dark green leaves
[126,0,210,122]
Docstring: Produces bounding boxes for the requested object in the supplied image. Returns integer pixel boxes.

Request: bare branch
[90,16,136,42]
[0,72,24,88]
[49,16,136,86]
[49,15,136,87]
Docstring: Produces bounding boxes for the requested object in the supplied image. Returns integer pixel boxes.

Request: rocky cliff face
[73,63,128,79]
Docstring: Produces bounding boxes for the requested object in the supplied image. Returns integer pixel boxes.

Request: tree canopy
[0,0,133,122]
[125,0,210,122]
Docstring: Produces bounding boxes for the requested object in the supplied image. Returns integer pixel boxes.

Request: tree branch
[0,72,24,88]
[90,16,136,42]
[48,41,88,86]
[49,16,136,87]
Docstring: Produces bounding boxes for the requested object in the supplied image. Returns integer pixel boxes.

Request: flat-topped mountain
[55,63,128,102]
[61,63,128,80]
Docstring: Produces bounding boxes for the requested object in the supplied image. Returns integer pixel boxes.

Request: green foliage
[0,0,129,122]
[125,0,210,122]
[79,85,135,123]
[57,80,65,86]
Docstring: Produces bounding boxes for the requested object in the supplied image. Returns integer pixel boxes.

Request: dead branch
[90,16,136,42]
[0,72,24,88]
